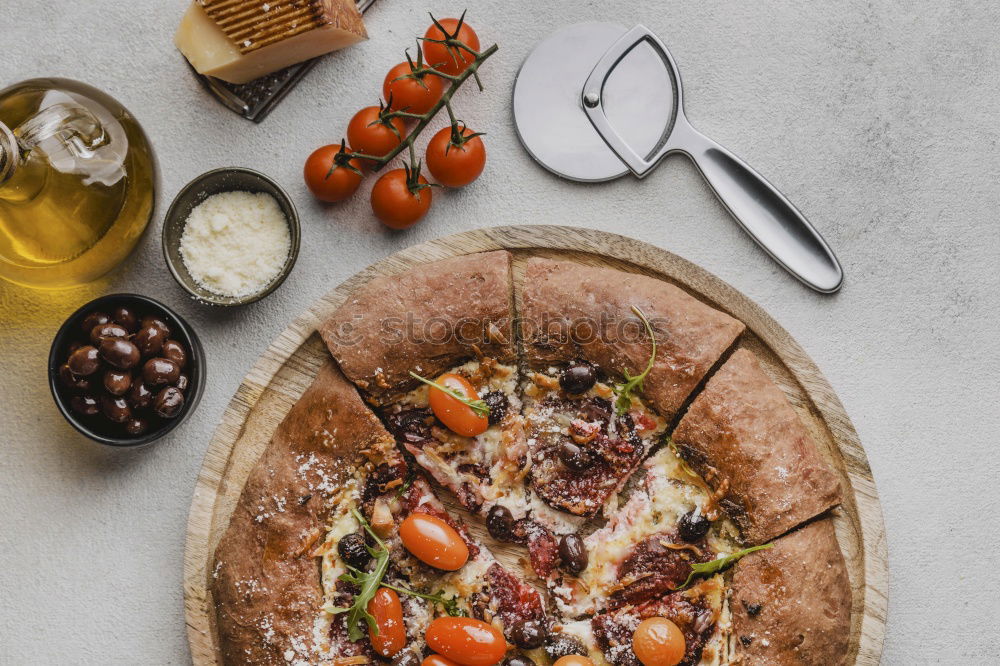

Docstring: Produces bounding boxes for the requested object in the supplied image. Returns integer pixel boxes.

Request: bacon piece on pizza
[672,349,842,545]
[211,361,399,665]
[520,257,745,424]
[729,518,851,665]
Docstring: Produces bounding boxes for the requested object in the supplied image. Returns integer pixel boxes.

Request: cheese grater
[189,0,376,123]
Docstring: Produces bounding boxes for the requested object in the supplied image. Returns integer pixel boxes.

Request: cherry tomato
[553,657,595,666]
[423,18,481,76]
[423,655,461,666]
[426,127,486,188]
[631,617,686,666]
[370,168,432,230]
[399,512,469,570]
[427,373,489,436]
[303,144,362,202]
[425,617,506,666]
[384,62,445,114]
[347,106,406,165]
[367,587,407,658]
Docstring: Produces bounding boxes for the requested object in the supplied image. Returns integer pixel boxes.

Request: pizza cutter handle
[674,122,844,293]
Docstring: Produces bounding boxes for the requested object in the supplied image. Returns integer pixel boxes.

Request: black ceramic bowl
[48,293,206,447]
[161,167,300,306]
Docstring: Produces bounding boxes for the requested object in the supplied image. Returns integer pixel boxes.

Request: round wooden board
[184,225,887,665]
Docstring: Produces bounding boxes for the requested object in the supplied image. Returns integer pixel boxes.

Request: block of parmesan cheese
[175,0,367,84]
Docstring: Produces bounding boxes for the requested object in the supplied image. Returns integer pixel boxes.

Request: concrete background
[2,0,998,663]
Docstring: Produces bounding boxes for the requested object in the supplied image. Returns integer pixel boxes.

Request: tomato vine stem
[345,42,499,170]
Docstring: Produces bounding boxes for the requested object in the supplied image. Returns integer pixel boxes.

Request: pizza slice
[321,250,531,521]
[672,349,842,545]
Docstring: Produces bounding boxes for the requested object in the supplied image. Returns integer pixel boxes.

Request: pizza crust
[320,251,516,403]
[211,362,397,664]
[520,258,745,422]
[672,349,842,545]
[729,518,851,665]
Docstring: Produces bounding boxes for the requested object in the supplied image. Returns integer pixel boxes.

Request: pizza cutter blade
[513,23,844,293]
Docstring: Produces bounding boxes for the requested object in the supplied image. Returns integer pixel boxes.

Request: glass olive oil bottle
[0,79,155,288]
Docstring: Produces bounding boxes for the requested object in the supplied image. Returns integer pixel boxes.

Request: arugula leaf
[409,371,490,417]
[327,509,391,641]
[613,306,657,414]
[673,544,772,591]
[382,583,467,617]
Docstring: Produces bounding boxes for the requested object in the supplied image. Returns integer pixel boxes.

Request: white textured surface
[1,1,998,664]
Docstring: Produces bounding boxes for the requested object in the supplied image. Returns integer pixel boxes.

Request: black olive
[143,357,180,386]
[678,510,711,543]
[154,386,185,418]
[559,363,597,394]
[558,533,588,575]
[111,306,138,333]
[161,339,188,369]
[337,532,371,570]
[70,394,100,417]
[511,619,547,649]
[544,634,588,660]
[89,322,129,345]
[103,369,133,396]
[482,390,508,425]
[133,325,165,357]
[140,314,171,338]
[101,395,132,423]
[99,338,140,370]
[176,373,189,392]
[59,363,91,392]
[391,650,421,666]
[124,417,149,436]
[68,345,101,376]
[486,504,516,542]
[503,657,536,666]
[127,382,154,410]
[744,601,763,617]
[80,311,110,336]
[558,441,592,471]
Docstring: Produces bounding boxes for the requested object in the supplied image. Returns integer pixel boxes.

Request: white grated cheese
[179,190,290,298]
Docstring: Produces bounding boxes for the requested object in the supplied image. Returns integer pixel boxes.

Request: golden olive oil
[0,78,155,288]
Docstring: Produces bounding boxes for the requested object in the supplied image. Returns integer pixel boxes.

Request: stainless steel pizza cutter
[513,23,844,293]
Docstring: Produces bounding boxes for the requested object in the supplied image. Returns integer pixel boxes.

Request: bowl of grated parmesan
[162,167,300,306]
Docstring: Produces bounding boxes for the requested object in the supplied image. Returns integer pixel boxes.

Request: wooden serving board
[183,226,887,665]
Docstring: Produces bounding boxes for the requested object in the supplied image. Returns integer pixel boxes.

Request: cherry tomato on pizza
[347,106,407,165]
[303,144,362,202]
[384,61,445,115]
[425,617,506,666]
[422,655,461,666]
[425,126,486,188]
[367,587,406,658]
[427,373,489,436]
[553,657,595,666]
[399,512,469,570]
[631,617,686,666]
[423,17,481,76]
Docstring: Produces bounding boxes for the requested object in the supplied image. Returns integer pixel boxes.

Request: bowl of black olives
[48,293,205,446]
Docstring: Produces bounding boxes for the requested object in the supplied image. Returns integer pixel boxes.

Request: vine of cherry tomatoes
[303,14,490,230]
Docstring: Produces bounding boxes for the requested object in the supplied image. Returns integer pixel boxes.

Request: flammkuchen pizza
[211,251,852,666]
